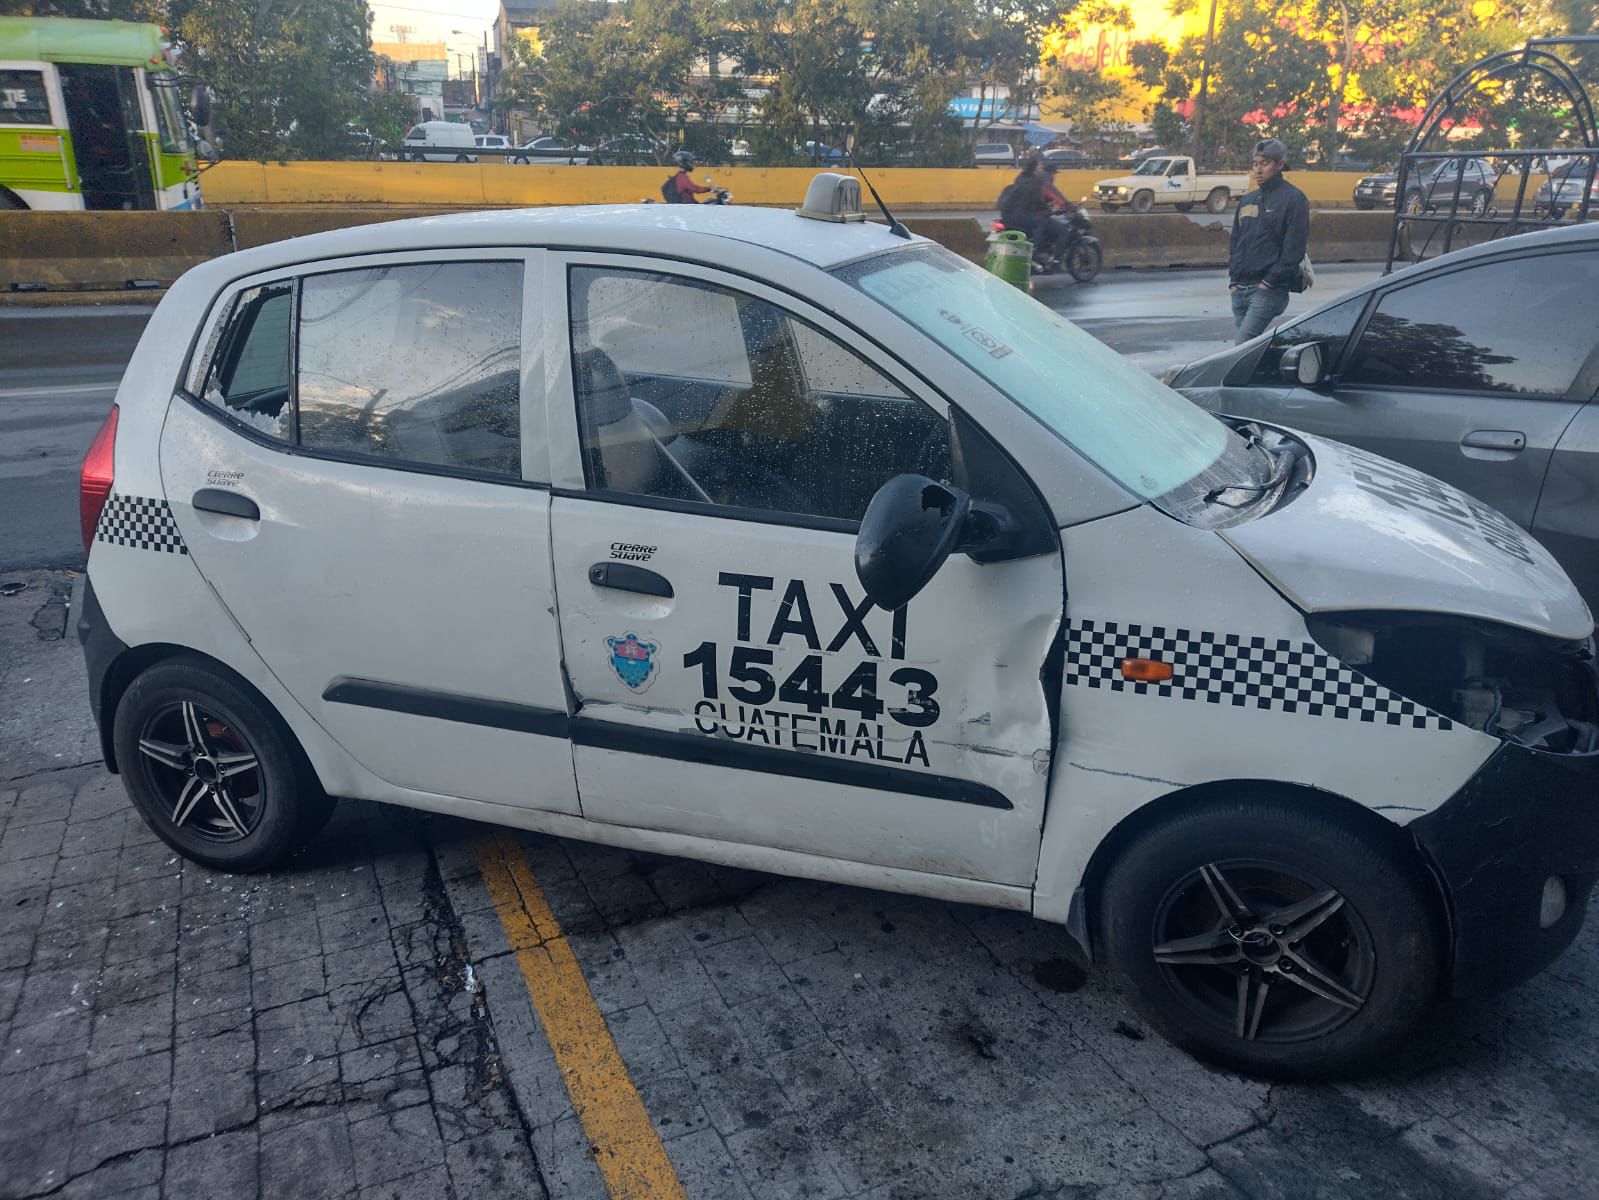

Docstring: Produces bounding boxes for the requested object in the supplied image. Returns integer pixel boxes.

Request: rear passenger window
[202,284,293,440]
[296,262,522,478]
[1342,252,1599,396]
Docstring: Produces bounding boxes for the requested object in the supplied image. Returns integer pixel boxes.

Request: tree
[723,0,969,163]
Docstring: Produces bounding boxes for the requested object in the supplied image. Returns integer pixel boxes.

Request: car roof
[175,205,928,291]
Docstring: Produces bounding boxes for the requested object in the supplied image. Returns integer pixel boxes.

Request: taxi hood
[1220,434,1594,642]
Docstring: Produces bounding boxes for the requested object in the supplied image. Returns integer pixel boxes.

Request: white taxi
[78,176,1599,1077]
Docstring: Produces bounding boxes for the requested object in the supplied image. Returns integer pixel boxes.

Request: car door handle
[192,488,260,520]
[588,562,673,598]
[1461,430,1526,452]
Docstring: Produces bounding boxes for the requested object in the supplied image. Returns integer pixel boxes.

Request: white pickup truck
[1093,156,1250,214]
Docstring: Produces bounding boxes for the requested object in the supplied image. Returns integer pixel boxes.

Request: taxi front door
[544,255,1063,888]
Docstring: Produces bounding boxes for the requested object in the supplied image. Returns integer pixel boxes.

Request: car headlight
[1115,186,1127,195]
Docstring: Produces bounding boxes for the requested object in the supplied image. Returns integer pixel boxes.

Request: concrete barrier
[198,160,1376,212]
[1,204,1400,295]
[1,210,231,290]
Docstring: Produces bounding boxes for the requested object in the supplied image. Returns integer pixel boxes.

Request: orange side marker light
[1121,657,1174,683]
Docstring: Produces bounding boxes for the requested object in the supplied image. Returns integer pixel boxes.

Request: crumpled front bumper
[1410,741,1599,997]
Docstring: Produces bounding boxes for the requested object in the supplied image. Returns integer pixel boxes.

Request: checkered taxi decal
[95,494,188,556]
[1064,620,1453,731]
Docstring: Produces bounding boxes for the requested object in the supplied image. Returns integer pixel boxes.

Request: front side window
[150,80,190,154]
[835,245,1255,506]
[297,262,522,477]
[1342,252,1599,396]
[0,70,52,126]
[1247,293,1368,385]
[569,266,948,522]
[202,284,293,440]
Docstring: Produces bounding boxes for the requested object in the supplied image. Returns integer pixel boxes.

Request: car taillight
[80,403,118,554]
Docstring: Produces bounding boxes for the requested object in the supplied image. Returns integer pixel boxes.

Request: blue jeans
[1231,283,1290,344]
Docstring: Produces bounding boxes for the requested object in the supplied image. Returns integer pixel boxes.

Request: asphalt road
[0,306,151,572]
[0,263,1385,573]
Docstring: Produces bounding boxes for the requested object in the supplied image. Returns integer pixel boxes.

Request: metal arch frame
[1385,38,1599,272]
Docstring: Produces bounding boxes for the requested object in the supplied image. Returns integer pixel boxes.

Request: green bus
[0,16,200,211]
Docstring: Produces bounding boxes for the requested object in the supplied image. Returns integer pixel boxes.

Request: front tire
[1098,797,1443,1079]
[1130,189,1154,213]
[1205,187,1230,214]
[112,659,334,872]
[1067,240,1102,282]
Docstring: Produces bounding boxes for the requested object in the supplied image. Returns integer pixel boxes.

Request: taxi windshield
[833,244,1256,505]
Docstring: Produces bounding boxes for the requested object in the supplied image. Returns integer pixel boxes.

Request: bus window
[151,81,190,154]
[0,70,52,125]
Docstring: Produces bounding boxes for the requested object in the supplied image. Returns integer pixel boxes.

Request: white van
[403,121,477,163]
[78,177,1599,1079]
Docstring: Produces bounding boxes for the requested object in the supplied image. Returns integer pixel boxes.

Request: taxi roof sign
[796,173,866,223]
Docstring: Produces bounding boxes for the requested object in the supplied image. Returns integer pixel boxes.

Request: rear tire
[512,154,530,165]
[409,151,426,163]
[1098,796,1443,1079]
[1130,189,1154,213]
[1205,187,1230,214]
[1470,188,1492,217]
[112,659,334,872]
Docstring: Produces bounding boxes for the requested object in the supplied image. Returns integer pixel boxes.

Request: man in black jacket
[1227,138,1309,343]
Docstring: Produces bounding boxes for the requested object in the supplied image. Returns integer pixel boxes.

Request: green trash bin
[985,229,1033,291]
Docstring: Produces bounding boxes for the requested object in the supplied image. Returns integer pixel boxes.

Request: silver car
[1169,223,1599,608]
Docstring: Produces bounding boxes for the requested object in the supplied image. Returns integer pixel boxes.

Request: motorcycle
[990,209,1103,283]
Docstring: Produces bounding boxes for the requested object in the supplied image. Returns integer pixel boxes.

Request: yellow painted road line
[475,830,689,1200]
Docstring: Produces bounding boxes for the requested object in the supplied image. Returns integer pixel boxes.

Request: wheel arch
[1070,778,1451,961]
[99,643,309,780]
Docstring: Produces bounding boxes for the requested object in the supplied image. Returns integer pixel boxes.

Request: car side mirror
[1278,341,1327,387]
[854,475,972,610]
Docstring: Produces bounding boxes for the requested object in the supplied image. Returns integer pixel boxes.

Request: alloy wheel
[135,700,265,843]
[1150,859,1375,1043]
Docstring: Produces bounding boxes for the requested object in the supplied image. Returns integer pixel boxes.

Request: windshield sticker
[686,573,935,768]
[1064,619,1454,731]
[607,633,660,692]
[1343,447,1535,565]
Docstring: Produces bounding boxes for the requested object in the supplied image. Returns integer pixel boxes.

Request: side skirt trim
[321,678,1012,810]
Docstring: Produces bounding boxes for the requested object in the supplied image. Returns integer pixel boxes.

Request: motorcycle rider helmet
[672,150,697,170]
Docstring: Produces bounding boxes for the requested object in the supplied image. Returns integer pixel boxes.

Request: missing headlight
[1306,613,1599,753]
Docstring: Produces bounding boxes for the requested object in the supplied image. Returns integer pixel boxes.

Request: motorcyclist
[664,150,714,204]
[998,157,1076,268]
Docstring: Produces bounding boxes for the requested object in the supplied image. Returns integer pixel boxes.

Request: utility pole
[1191,0,1218,167]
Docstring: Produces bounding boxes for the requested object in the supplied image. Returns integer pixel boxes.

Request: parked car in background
[1119,144,1169,164]
[1167,222,1599,609]
[513,136,592,165]
[1535,161,1599,218]
[730,139,753,160]
[1041,147,1090,166]
[974,142,1017,167]
[1094,155,1247,213]
[403,121,476,163]
[803,140,846,164]
[475,134,512,156]
[1354,158,1497,214]
[594,135,664,165]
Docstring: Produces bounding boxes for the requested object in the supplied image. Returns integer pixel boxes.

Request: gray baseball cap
[1253,138,1288,162]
